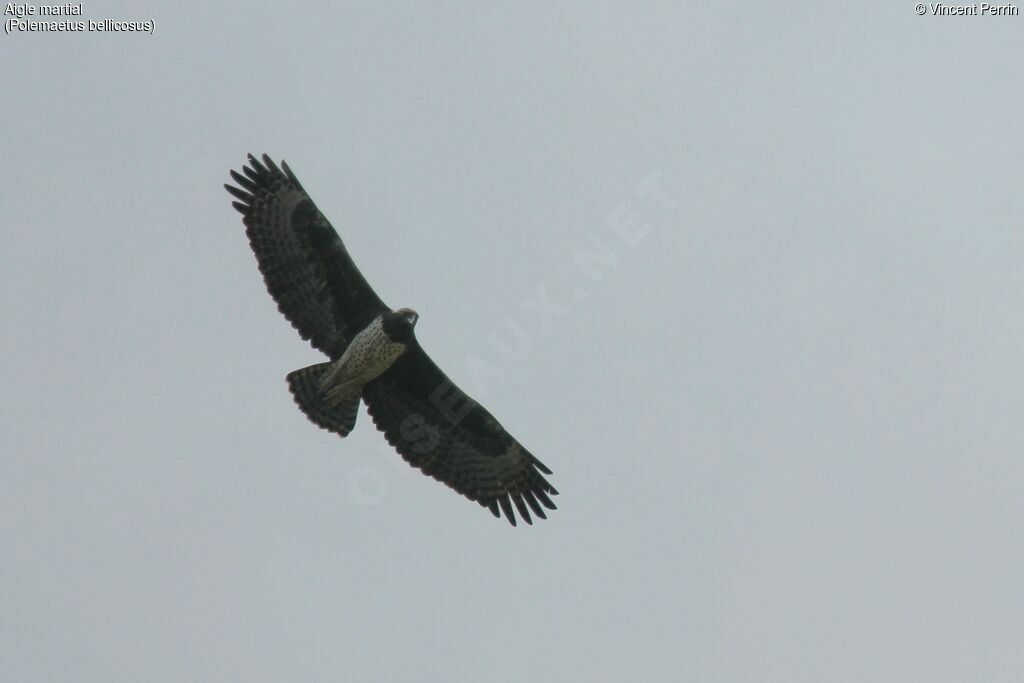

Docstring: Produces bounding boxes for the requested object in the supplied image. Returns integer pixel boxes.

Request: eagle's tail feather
[286,363,360,437]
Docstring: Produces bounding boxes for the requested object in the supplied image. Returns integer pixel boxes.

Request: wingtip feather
[224,184,253,202]
[512,495,533,525]
[535,489,557,510]
[524,491,547,520]
[532,456,553,475]
[498,495,517,527]
[229,169,257,191]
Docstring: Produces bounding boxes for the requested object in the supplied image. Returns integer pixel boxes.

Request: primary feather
[225,154,558,526]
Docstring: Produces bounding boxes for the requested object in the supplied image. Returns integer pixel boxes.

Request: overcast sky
[3,2,1023,681]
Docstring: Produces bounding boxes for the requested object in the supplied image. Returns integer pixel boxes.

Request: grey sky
[2,2,1023,681]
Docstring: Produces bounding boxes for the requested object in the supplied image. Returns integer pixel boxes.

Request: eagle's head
[383,307,419,343]
[395,307,419,326]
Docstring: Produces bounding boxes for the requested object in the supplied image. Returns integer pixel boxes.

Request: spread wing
[362,342,558,526]
[225,154,388,359]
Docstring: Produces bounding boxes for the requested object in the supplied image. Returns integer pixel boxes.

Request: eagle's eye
[401,309,419,326]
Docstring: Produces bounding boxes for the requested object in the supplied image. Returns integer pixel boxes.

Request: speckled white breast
[319,316,406,392]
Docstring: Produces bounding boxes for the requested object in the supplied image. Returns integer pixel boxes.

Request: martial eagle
[225,154,558,526]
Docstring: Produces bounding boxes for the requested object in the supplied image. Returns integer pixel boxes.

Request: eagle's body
[318,311,413,407]
[225,154,557,525]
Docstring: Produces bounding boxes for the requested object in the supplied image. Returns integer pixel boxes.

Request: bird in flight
[225,154,558,526]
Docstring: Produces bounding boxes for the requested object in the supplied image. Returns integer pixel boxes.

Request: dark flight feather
[224,153,388,359]
[226,154,559,526]
[362,342,557,526]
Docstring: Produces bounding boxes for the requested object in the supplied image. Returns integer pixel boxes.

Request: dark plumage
[225,154,558,526]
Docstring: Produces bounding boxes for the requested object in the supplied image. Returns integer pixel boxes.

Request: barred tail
[286,363,361,437]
